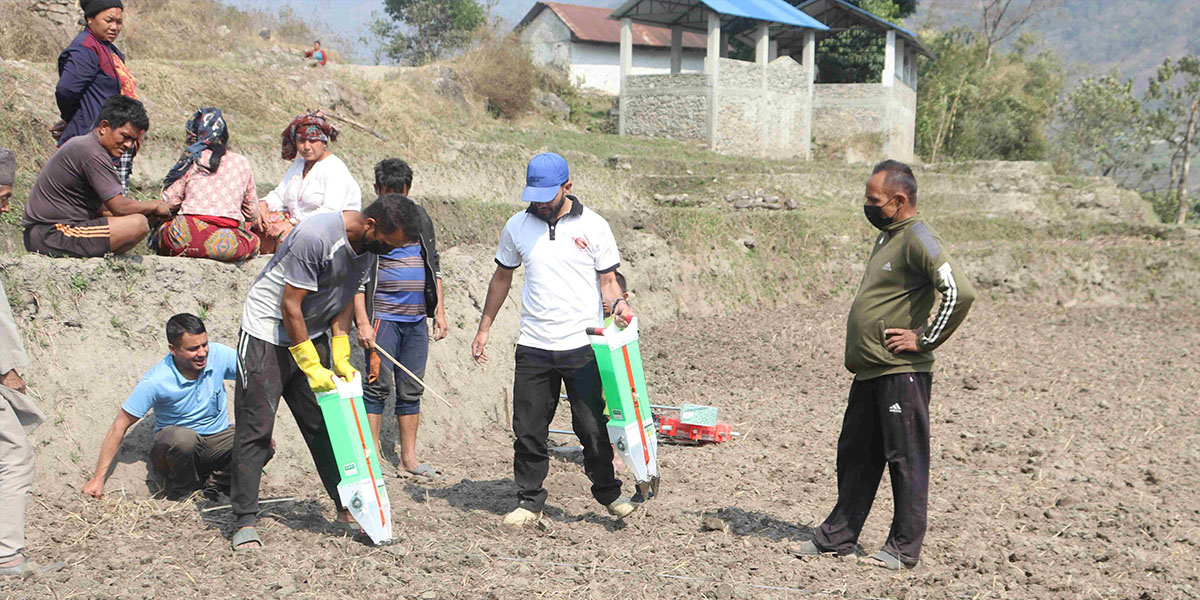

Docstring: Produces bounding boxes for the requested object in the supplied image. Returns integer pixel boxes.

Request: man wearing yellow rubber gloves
[230,194,421,551]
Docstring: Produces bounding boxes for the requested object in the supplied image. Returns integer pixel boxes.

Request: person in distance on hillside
[83,314,257,502]
[471,152,637,528]
[352,159,448,479]
[304,41,328,67]
[229,195,420,551]
[0,148,15,214]
[788,160,975,570]
[23,95,172,258]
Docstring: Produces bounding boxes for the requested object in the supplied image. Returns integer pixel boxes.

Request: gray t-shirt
[241,212,376,346]
[22,133,124,227]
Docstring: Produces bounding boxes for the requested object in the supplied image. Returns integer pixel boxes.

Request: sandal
[231,526,263,551]
[0,553,65,576]
[405,463,441,480]
[862,550,916,570]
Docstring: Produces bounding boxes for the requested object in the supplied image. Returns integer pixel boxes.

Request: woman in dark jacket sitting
[52,0,140,194]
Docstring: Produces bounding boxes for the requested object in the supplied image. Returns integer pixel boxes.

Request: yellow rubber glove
[289,339,337,393]
[330,335,358,382]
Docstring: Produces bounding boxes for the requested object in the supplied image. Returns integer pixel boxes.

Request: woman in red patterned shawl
[149,108,263,262]
[52,0,140,195]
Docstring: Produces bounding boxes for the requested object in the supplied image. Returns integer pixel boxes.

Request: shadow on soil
[711,507,814,542]
[403,478,629,531]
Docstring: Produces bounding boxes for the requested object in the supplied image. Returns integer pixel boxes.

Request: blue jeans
[364,318,428,416]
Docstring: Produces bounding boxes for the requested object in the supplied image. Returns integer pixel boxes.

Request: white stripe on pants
[0,387,39,559]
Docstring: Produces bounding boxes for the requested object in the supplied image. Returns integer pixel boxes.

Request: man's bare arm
[83,409,139,499]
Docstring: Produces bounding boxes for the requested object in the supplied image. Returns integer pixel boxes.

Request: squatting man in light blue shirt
[83,313,271,500]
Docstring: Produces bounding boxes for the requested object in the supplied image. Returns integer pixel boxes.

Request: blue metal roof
[794,0,931,57]
[610,0,829,33]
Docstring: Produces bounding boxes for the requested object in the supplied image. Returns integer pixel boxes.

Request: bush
[459,32,534,119]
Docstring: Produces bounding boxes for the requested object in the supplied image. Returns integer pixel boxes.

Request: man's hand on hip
[883,328,920,354]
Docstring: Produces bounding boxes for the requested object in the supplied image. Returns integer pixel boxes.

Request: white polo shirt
[496,198,621,351]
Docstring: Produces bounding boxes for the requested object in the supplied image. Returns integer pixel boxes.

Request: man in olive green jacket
[790,160,975,570]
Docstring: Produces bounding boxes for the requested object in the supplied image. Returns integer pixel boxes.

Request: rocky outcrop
[21,0,80,28]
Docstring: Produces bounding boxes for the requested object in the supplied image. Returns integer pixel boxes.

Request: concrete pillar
[895,38,905,86]
[882,29,895,87]
[670,26,683,74]
[803,30,816,161]
[802,30,815,82]
[769,39,779,62]
[755,22,770,65]
[619,17,632,136]
[706,12,721,76]
[706,11,721,150]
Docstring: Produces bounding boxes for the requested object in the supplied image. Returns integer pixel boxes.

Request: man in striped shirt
[789,160,975,570]
[354,159,446,478]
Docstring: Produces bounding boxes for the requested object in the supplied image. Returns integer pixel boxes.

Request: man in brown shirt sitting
[22,95,171,258]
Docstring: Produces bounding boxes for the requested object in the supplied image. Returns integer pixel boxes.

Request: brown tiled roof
[527,2,708,49]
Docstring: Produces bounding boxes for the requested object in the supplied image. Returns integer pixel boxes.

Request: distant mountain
[912,0,1200,88]
[222,0,1200,83]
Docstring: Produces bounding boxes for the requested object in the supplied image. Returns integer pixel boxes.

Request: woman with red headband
[257,110,362,254]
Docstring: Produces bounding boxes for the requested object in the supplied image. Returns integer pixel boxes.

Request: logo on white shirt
[574,236,589,250]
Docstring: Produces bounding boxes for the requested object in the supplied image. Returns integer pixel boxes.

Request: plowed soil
[3,301,1198,600]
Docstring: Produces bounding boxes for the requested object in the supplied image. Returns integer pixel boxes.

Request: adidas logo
[888,403,902,414]
[882,262,892,271]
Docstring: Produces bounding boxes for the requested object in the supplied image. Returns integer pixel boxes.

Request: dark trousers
[512,344,622,512]
[151,425,245,500]
[815,372,932,566]
[231,331,345,528]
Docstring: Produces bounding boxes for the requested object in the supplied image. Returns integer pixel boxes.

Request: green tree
[1052,75,1151,187]
[814,0,912,83]
[373,0,487,65]
[916,31,1061,161]
[1144,56,1200,225]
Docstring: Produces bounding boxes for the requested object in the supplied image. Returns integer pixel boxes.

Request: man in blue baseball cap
[472,152,637,527]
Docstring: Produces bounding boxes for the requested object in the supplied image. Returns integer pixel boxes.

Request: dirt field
[1,299,1196,600]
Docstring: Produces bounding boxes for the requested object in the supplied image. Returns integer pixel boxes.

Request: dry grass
[0,1,67,61]
[458,31,535,119]
[0,0,315,62]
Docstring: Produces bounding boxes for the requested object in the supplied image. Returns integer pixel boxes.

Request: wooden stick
[372,342,453,408]
[325,111,390,142]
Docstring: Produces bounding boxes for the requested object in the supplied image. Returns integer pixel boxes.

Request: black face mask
[863,197,898,231]
[363,229,394,255]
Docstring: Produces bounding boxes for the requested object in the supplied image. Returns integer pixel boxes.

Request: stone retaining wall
[813,81,916,161]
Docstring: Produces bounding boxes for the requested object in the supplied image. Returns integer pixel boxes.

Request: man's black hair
[166,313,206,346]
[614,271,627,294]
[872,159,917,206]
[363,194,421,243]
[97,95,150,132]
[375,158,413,193]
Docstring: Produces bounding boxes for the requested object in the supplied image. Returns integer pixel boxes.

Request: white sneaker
[502,507,541,527]
[605,496,638,519]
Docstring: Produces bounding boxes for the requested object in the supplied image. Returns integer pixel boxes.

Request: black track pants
[814,372,932,565]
